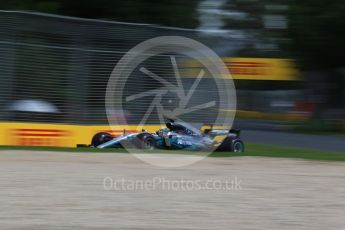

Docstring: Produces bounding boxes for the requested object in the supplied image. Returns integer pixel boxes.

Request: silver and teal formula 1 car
[89,119,244,152]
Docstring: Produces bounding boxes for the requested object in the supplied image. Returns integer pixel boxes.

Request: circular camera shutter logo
[106,36,236,167]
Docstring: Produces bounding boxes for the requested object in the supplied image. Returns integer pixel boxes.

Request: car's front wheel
[135,133,156,150]
[91,132,113,147]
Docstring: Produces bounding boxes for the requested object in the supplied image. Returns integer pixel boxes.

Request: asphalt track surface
[1,151,345,229]
[241,130,345,152]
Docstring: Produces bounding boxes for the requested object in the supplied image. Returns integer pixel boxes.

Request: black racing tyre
[91,132,113,147]
[134,133,156,150]
[232,140,244,153]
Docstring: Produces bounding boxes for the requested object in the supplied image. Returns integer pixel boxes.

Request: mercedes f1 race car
[88,120,244,152]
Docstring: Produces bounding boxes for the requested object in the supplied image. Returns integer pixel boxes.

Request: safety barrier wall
[0,122,163,147]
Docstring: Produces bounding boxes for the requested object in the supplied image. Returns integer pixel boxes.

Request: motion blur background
[0,0,344,147]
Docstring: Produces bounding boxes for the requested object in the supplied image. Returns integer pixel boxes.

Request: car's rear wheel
[232,140,244,153]
[91,132,113,147]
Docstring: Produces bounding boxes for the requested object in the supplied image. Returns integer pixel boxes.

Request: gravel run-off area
[1,151,345,230]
